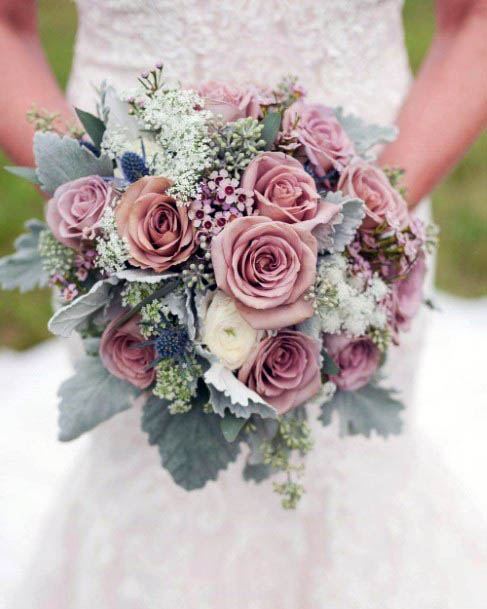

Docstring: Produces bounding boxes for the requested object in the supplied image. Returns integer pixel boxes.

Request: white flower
[202,290,262,370]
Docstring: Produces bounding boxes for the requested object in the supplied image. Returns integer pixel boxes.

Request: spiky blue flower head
[155,328,189,359]
[304,162,339,192]
[120,151,149,183]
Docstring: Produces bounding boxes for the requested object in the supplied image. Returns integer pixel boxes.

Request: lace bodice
[69,0,410,125]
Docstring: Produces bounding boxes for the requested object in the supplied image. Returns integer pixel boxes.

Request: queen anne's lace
[12,3,487,609]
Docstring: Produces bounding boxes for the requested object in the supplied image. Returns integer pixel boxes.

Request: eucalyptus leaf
[75,107,106,149]
[319,380,404,437]
[5,166,40,184]
[141,395,241,490]
[58,356,137,441]
[334,107,397,157]
[48,278,118,338]
[205,361,277,419]
[261,111,282,150]
[220,414,247,443]
[0,219,47,292]
[34,132,113,193]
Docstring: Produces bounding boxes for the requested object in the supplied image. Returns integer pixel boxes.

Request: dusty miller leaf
[58,356,137,441]
[34,132,113,193]
[4,166,40,184]
[314,191,365,254]
[0,219,48,292]
[319,380,404,437]
[334,107,398,157]
[48,278,118,337]
[141,395,241,490]
[205,360,277,420]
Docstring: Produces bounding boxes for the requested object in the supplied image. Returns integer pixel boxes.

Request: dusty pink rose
[282,101,355,177]
[241,151,340,230]
[324,334,380,391]
[198,81,262,123]
[115,176,196,273]
[393,254,427,331]
[46,175,111,249]
[100,314,155,389]
[238,330,322,414]
[338,161,409,231]
[211,216,317,330]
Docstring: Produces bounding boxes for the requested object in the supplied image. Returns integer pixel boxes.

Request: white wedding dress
[10,1,487,608]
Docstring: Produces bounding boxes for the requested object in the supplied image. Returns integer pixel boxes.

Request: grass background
[1,0,485,350]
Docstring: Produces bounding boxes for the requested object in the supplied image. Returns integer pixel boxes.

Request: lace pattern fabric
[10,1,487,607]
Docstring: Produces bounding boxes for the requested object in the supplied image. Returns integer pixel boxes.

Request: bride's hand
[379,0,487,208]
[0,0,75,166]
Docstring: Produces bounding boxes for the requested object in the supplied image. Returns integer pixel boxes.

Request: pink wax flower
[241,151,340,231]
[46,175,112,249]
[337,161,409,232]
[282,101,355,177]
[324,334,381,391]
[211,216,317,330]
[238,330,322,414]
[100,314,155,389]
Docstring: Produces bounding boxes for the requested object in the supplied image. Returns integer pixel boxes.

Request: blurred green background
[0,0,486,350]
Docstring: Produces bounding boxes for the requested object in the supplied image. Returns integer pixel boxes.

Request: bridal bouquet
[1,66,436,508]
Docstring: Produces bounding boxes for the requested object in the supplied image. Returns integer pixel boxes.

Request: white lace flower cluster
[95,205,130,273]
[313,254,389,336]
[132,88,214,201]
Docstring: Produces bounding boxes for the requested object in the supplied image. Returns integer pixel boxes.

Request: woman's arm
[0,0,74,166]
[380,0,487,207]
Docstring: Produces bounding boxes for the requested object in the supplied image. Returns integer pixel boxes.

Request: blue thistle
[304,162,339,192]
[132,327,190,370]
[120,151,149,183]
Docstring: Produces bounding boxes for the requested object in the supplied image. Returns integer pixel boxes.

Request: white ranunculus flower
[203,290,262,370]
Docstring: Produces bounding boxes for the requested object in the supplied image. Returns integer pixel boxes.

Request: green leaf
[220,414,247,443]
[48,278,117,338]
[5,166,40,184]
[34,132,113,193]
[319,381,404,437]
[0,219,48,292]
[322,350,340,376]
[261,111,282,150]
[141,395,241,490]
[58,356,138,441]
[75,107,106,149]
[334,107,397,157]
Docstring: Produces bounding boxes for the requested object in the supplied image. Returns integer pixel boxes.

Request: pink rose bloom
[198,81,262,123]
[393,254,427,332]
[46,175,111,249]
[238,330,322,414]
[211,216,317,330]
[338,161,409,231]
[241,151,340,230]
[100,314,155,389]
[282,101,355,177]
[324,334,380,391]
[115,176,197,273]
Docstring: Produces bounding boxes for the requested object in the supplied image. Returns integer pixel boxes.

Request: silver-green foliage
[58,356,138,441]
[34,132,113,193]
[319,381,404,437]
[334,107,397,157]
[141,394,241,490]
[0,219,48,292]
